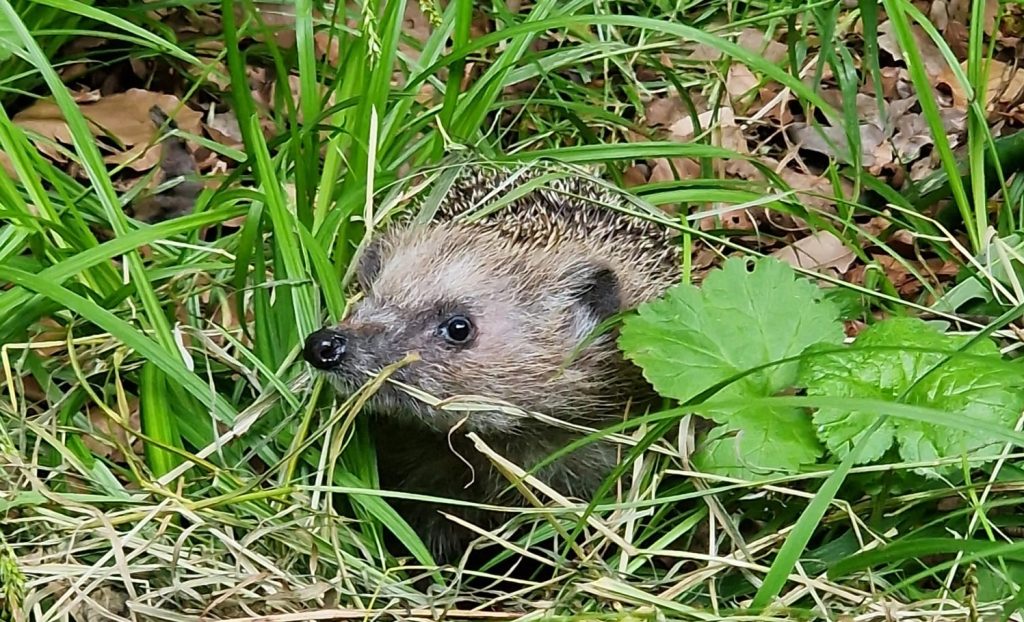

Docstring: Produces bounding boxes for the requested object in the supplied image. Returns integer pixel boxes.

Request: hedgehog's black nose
[304,328,347,369]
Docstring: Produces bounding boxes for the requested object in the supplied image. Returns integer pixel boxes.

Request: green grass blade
[139,361,183,479]
[751,419,877,609]
[880,0,975,249]
[0,207,246,342]
[32,0,200,65]
[828,537,1024,578]
[244,114,318,341]
[0,0,179,357]
[414,13,841,125]
[0,266,238,425]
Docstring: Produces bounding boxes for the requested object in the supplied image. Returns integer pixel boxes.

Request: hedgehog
[303,162,681,563]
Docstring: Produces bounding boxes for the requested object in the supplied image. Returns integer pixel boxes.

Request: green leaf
[619,257,844,478]
[696,407,823,478]
[800,317,1024,476]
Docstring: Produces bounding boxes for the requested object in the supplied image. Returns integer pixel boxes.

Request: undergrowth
[2,0,1024,620]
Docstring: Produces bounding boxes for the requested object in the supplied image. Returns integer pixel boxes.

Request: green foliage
[800,317,1024,476]
[621,257,1024,481]
[619,257,844,478]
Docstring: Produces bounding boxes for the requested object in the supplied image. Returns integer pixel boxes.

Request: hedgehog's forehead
[371,226,530,308]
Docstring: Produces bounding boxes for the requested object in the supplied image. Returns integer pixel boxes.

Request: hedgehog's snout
[304,328,348,369]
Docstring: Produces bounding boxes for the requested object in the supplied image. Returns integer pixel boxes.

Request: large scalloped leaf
[693,405,823,478]
[619,257,844,479]
[799,317,1024,477]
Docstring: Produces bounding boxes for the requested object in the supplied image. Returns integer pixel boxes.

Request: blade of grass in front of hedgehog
[286,356,441,571]
[489,97,636,132]
[518,141,749,164]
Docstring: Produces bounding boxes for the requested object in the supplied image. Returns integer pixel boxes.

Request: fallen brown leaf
[688,27,786,64]
[247,2,298,47]
[847,254,938,299]
[821,91,888,130]
[81,398,142,464]
[891,112,933,160]
[771,230,856,276]
[786,122,892,171]
[205,110,244,148]
[930,0,950,31]
[978,59,1024,115]
[779,168,848,213]
[737,28,788,64]
[30,317,68,358]
[945,19,970,58]
[879,67,915,100]
[645,94,686,127]
[878,20,948,80]
[699,207,754,232]
[726,64,759,111]
[13,89,202,171]
[622,163,650,187]
[649,157,701,183]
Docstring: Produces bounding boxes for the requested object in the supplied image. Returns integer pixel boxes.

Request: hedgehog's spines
[431,161,679,273]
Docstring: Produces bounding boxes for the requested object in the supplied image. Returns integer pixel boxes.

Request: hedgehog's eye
[438,315,475,345]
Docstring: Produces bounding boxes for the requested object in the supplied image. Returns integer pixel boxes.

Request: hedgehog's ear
[355,238,384,291]
[564,261,621,324]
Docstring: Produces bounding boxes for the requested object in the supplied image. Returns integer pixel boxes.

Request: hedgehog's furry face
[303,225,642,435]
